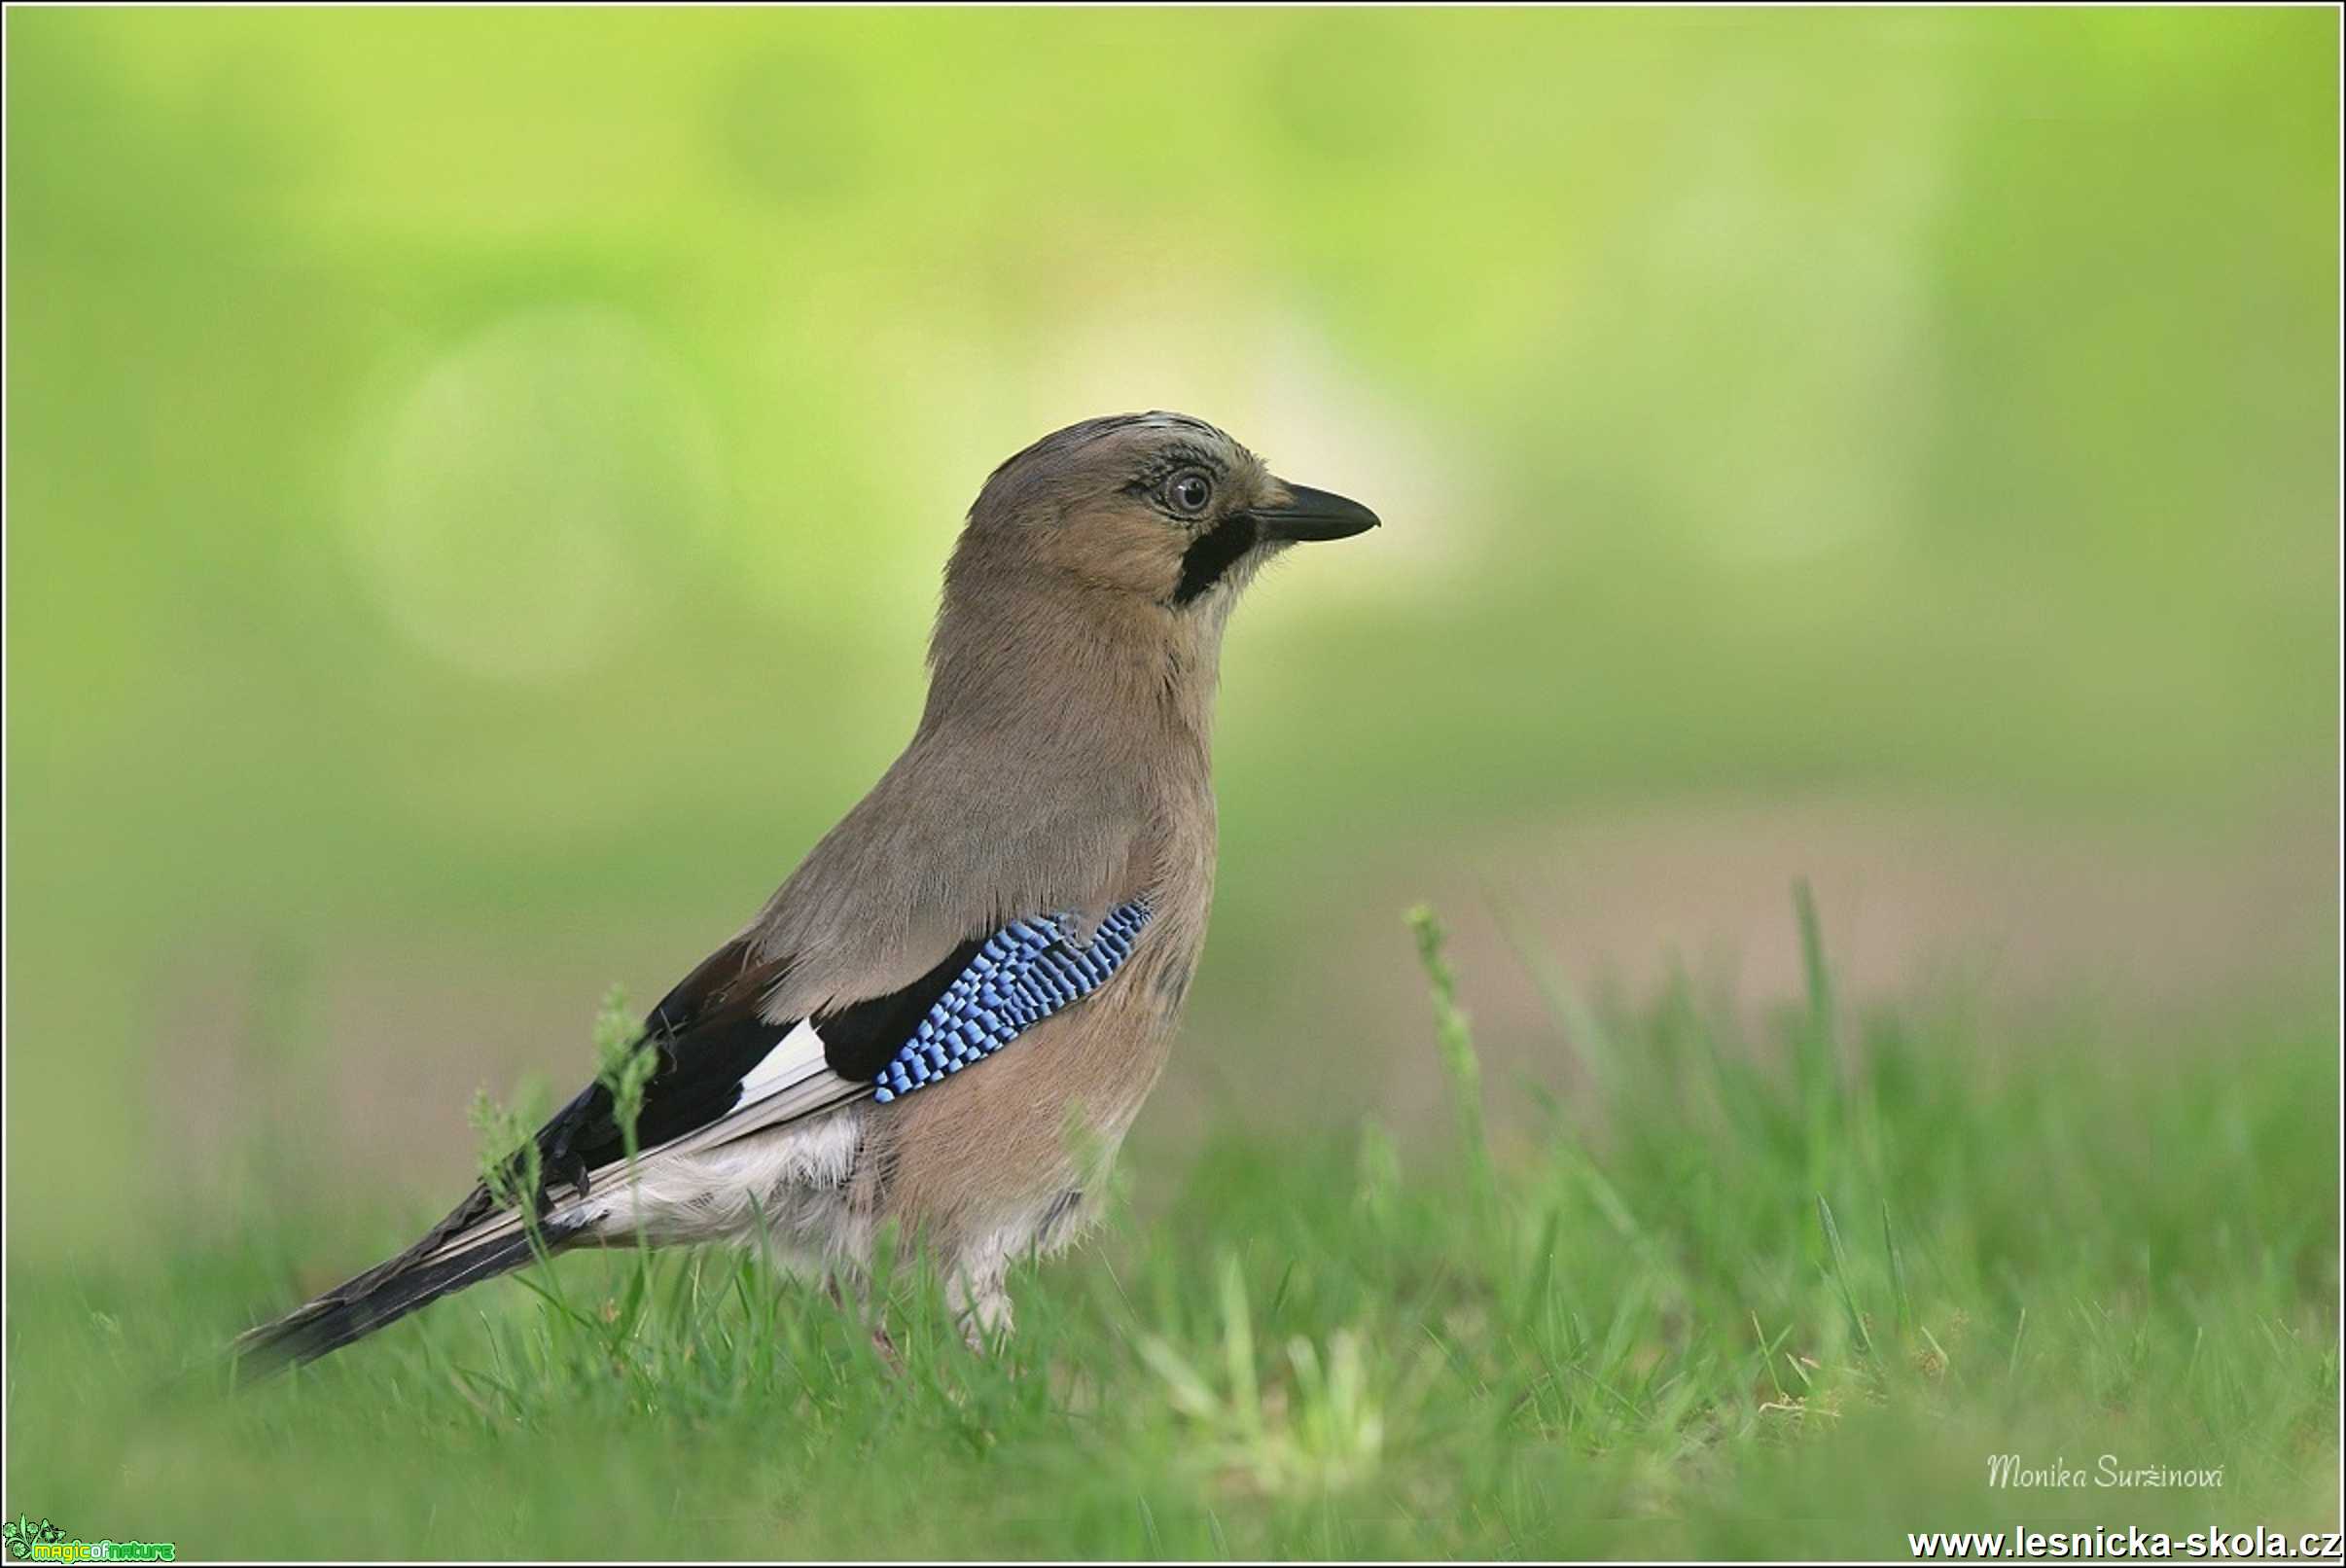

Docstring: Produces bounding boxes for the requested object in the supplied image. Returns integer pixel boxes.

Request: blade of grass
[1406,905,1498,1249]
[1880,1196,1913,1336]
[1816,1193,1873,1356]
[1794,879,1840,1194]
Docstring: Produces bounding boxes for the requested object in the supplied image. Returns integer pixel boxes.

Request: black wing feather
[816,935,986,1082]
[531,936,795,1199]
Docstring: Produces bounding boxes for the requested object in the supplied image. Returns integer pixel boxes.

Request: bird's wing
[437,895,1157,1242]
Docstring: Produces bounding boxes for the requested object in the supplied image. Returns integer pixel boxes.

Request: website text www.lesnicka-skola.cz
[1907,1525,2343,1560]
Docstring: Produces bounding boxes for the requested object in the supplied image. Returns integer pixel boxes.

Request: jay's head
[949,412,1378,621]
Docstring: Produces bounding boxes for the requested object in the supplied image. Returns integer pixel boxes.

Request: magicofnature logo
[2,1515,175,1563]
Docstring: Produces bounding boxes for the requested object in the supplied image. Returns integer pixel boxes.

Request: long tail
[231,1210,587,1380]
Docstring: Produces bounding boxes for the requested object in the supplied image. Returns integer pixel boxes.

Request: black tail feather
[231,1216,585,1381]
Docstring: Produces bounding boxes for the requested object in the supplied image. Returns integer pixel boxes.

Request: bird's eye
[1167,471,1214,517]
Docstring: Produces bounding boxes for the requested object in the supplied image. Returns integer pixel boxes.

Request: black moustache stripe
[1171,515,1260,606]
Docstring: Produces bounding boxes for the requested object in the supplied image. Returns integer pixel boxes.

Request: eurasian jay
[235,411,1377,1370]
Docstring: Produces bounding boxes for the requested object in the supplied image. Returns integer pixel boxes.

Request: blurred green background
[5,8,2336,1252]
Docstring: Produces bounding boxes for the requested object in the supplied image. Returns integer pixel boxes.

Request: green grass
[5,899,2335,1559]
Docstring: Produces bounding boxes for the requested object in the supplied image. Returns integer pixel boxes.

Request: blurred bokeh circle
[344,305,721,681]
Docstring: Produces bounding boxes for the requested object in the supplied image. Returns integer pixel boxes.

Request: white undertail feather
[603,1110,870,1255]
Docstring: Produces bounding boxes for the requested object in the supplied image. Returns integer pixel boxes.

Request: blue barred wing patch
[871,898,1154,1102]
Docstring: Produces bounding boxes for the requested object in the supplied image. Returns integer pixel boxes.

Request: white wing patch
[738,1017,827,1106]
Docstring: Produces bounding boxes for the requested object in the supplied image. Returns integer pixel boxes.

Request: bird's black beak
[1250,481,1381,543]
